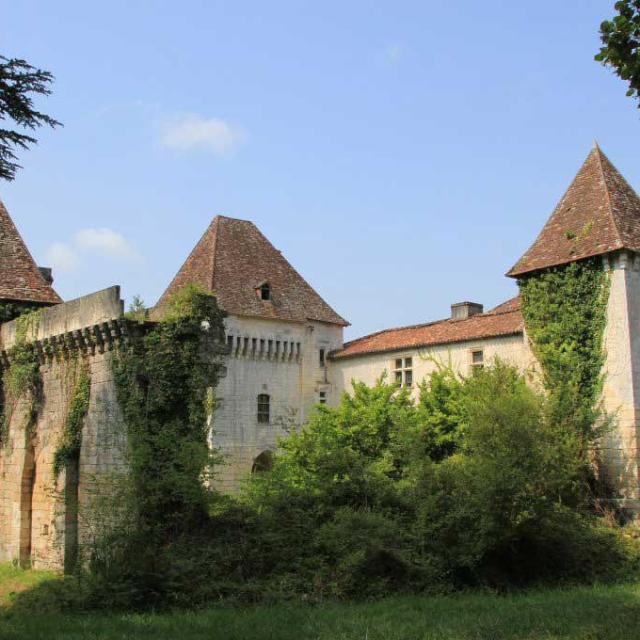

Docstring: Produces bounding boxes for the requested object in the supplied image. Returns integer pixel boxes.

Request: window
[319,390,327,404]
[393,357,413,388]
[319,348,326,367]
[257,394,270,423]
[259,283,271,301]
[471,349,484,370]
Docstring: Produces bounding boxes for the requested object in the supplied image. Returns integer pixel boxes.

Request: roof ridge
[342,307,521,349]
[593,146,622,248]
[209,216,221,292]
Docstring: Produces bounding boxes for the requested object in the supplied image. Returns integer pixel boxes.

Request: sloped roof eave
[330,327,523,361]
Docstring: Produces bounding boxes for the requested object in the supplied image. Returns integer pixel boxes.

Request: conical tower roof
[156,215,348,326]
[0,199,61,304]
[507,145,640,277]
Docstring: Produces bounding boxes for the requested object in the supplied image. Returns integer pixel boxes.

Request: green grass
[2,566,640,639]
[0,564,55,609]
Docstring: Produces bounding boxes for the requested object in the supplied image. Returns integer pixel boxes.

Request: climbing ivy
[519,257,610,449]
[110,284,226,540]
[0,308,43,445]
[0,301,41,324]
[53,363,91,476]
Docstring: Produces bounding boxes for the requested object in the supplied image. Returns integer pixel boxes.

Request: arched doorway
[19,443,36,568]
[251,450,274,474]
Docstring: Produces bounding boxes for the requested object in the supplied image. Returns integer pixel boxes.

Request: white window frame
[392,356,413,388]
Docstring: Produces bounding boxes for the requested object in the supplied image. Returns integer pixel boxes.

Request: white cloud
[44,242,80,273]
[160,114,245,154]
[74,228,140,261]
[44,228,141,274]
[382,43,403,65]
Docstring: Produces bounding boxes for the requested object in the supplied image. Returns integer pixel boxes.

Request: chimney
[451,301,483,320]
[38,266,53,285]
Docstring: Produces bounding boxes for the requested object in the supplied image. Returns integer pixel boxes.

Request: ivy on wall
[53,363,91,476]
[0,308,43,445]
[110,285,226,541]
[519,257,610,449]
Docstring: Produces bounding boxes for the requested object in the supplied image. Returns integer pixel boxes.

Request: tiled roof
[156,216,348,326]
[508,146,640,277]
[332,297,523,360]
[0,200,61,305]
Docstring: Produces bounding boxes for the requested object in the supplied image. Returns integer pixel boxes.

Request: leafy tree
[416,366,466,461]
[596,1,640,107]
[0,55,61,181]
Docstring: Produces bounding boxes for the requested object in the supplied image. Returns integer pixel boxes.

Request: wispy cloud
[44,242,80,273]
[379,43,404,66]
[44,228,141,274]
[160,114,245,154]
[74,228,140,261]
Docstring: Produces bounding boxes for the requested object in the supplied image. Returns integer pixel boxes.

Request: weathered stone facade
[213,315,343,490]
[0,287,127,569]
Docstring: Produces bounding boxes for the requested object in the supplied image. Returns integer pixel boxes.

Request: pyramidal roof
[507,145,640,277]
[0,199,61,305]
[156,215,348,326]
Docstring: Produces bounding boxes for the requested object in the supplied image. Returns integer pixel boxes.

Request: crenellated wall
[213,315,343,491]
[0,287,128,570]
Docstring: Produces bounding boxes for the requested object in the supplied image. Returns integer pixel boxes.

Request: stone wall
[213,315,343,490]
[0,287,127,570]
[600,252,640,506]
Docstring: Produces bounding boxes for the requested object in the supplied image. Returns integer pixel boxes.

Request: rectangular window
[319,348,326,367]
[392,357,413,388]
[257,394,270,424]
[319,391,327,404]
[471,349,484,370]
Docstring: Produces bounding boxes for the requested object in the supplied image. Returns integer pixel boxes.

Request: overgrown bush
[228,362,636,599]
[29,349,638,611]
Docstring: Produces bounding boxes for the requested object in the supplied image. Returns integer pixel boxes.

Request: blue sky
[1,1,638,338]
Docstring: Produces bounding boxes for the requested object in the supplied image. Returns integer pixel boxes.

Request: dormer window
[257,282,272,301]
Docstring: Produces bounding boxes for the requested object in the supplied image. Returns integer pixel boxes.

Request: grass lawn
[1,566,640,639]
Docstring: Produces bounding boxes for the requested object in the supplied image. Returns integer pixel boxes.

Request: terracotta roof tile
[507,146,640,277]
[332,299,523,360]
[156,216,348,326]
[0,199,61,305]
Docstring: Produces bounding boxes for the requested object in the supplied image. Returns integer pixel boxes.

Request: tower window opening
[257,393,270,423]
[259,283,272,301]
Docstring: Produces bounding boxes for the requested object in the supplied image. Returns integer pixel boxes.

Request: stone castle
[1,144,640,570]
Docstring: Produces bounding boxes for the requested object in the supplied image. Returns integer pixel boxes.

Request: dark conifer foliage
[0,55,61,181]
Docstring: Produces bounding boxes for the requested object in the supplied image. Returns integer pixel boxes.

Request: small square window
[471,350,484,370]
[392,356,414,388]
[258,283,271,301]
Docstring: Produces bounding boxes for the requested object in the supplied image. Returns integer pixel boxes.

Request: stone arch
[63,453,80,574]
[251,450,274,474]
[19,442,36,568]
